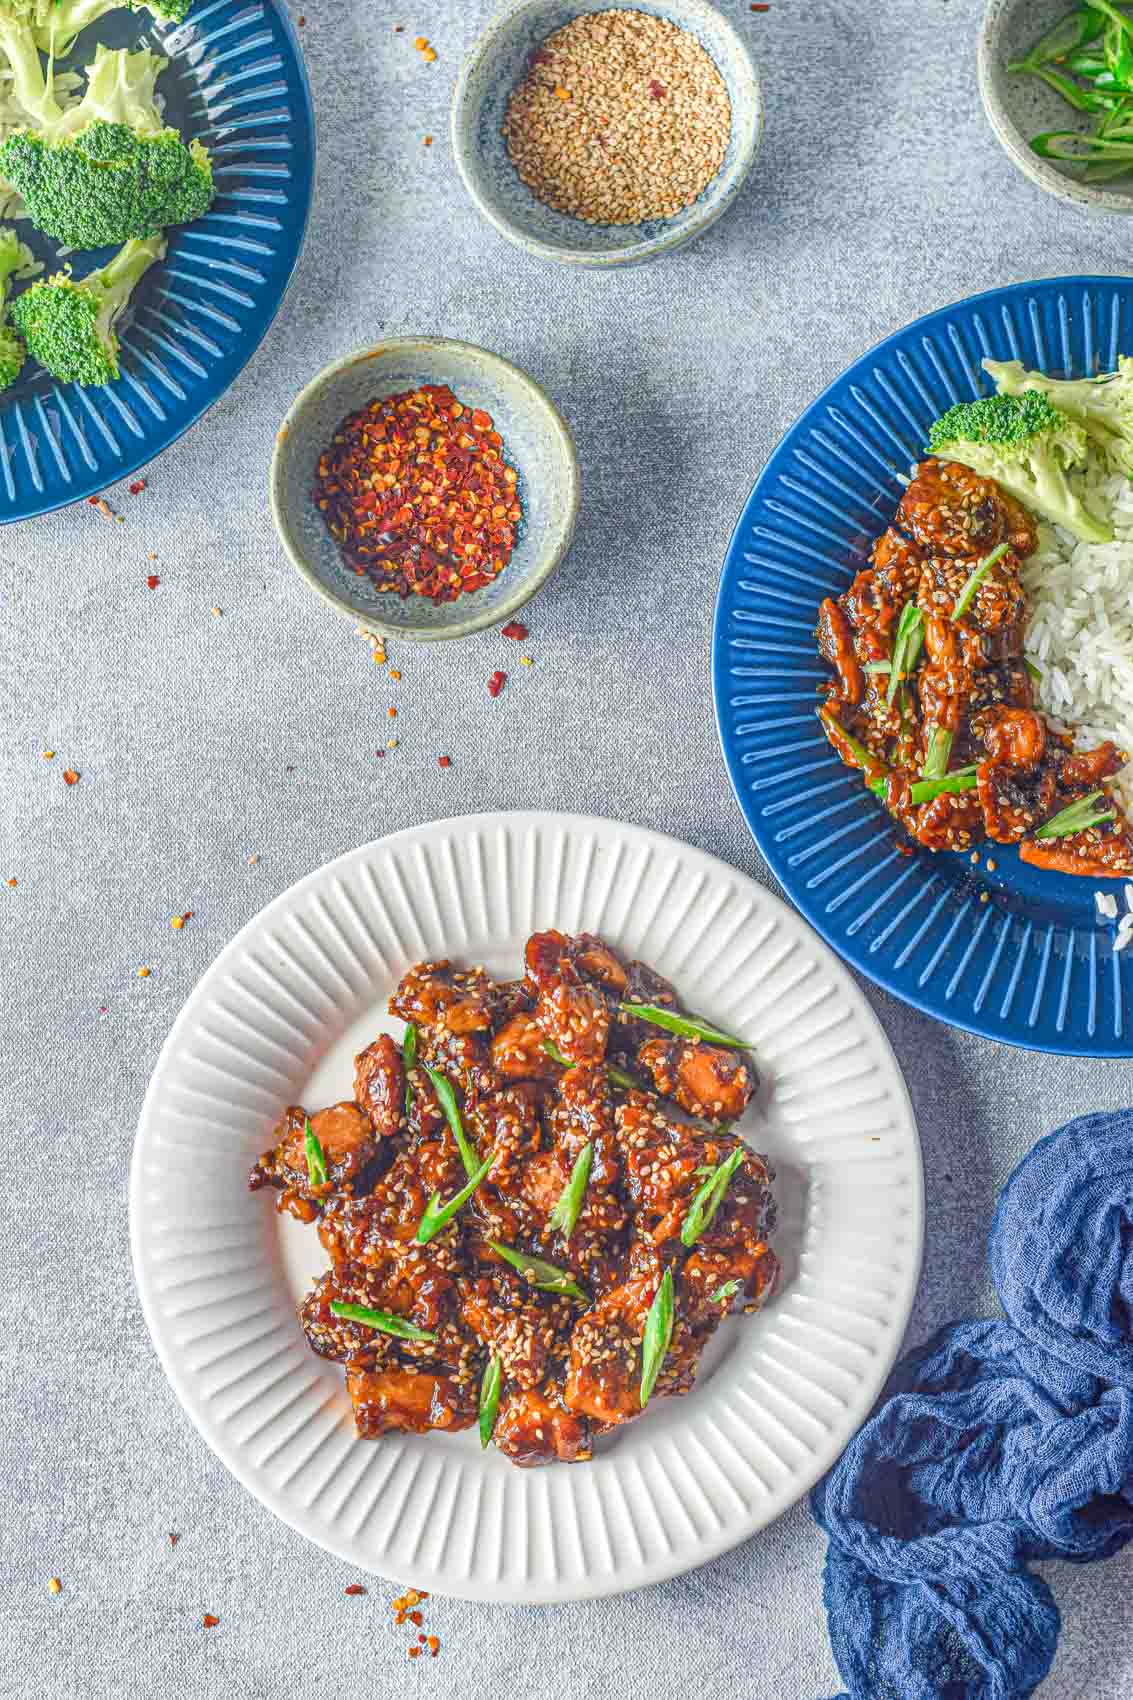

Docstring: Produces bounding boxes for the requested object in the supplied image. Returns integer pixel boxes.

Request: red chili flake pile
[391,1588,428,1626]
[313,385,522,606]
[488,670,507,698]
[501,620,528,640]
[391,1587,440,1659]
[128,479,146,495]
[344,1583,366,1597]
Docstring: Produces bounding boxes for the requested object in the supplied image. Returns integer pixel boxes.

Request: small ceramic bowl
[452,0,763,267]
[270,338,580,641]
[979,0,1133,214]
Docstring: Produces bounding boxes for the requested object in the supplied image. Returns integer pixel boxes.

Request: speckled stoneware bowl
[452,0,763,267]
[980,0,1133,213]
[270,339,580,641]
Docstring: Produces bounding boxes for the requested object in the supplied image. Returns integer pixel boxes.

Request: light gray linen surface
[3,1,1133,1695]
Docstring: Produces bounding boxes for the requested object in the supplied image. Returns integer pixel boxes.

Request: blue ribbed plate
[713,276,1133,1056]
[0,0,313,520]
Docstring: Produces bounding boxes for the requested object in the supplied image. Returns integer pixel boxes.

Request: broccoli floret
[10,232,165,384]
[0,1,70,128]
[0,223,33,386]
[984,355,1133,479]
[926,392,1114,545]
[0,43,213,248]
[33,0,192,57]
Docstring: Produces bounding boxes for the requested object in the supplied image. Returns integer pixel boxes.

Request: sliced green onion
[863,660,892,673]
[479,1352,502,1449]
[922,726,954,781]
[680,1146,746,1247]
[543,1037,647,1094]
[547,1142,593,1240]
[640,1267,674,1408]
[866,771,980,805]
[403,1022,417,1119]
[1092,0,1133,44]
[618,1002,752,1050]
[887,602,926,705]
[1034,789,1116,838]
[818,706,891,782]
[951,542,1010,621]
[1024,658,1043,682]
[329,1301,437,1342]
[710,1279,742,1305]
[304,1117,328,1189]
[488,1240,589,1303]
[1008,5,1106,69]
[416,1151,497,1245]
[424,1066,480,1179]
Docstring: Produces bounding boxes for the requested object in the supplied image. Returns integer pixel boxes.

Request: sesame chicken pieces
[247,933,779,1464]
[816,457,1133,873]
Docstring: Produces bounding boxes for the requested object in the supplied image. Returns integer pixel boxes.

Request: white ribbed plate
[130,813,923,1602]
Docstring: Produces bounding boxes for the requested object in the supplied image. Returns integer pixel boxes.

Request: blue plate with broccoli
[0,0,312,518]
[713,274,1133,1056]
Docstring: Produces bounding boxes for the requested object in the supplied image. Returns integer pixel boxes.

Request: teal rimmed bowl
[452,0,763,268]
[269,338,580,641]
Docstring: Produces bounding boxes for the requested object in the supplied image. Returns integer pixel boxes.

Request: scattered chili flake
[408,1647,421,1659]
[297,12,305,22]
[137,966,151,978]
[63,768,80,785]
[344,1584,366,1597]
[423,135,433,146]
[5,876,16,887]
[427,1635,440,1658]
[501,620,528,640]
[414,35,428,48]
[422,47,437,61]
[313,384,522,606]
[553,84,570,98]
[389,668,402,680]
[211,606,223,617]
[488,670,507,698]
[519,655,534,667]
[750,3,770,10]
[168,1533,179,1548]
[88,495,123,523]
[648,79,666,99]
[47,1578,62,1595]
[391,1588,429,1626]
[202,1614,219,1629]
[147,574,160,590]
[171,913,191,930]
[394,23,404,31]
[417,1633,427,1643]
[376,749,385,759]
[43,749,54,759]
[437,756,451,768]
[409,1611,424,1628]
[128,479,146,495]
[388,706,397,718]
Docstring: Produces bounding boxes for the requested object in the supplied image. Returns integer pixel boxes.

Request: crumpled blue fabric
[810,1110,1133,1700]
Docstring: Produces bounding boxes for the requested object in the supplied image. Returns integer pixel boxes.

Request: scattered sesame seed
[137,966,152,978]
[47,1577,62,1595]
[42,749,54,759]
[422,46,437,61]
[211,606,223,617]
[520,655,534,666]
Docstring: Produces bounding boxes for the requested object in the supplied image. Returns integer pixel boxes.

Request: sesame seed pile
[502,9,731,226]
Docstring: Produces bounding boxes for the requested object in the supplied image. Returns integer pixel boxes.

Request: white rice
[1021,467,1133,818]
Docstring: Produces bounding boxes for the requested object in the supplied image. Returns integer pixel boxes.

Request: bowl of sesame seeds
[452,0,762,268]
[270,337,580,641]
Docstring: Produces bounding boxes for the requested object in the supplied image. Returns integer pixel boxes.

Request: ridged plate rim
[130,811,923,1602]
[713,274,1133,1057]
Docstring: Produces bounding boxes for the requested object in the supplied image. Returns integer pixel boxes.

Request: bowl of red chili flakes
[270,337,580,640]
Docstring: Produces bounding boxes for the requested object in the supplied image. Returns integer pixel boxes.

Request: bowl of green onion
[979,0,1133,212]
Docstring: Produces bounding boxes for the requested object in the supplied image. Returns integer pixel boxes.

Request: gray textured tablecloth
[4,1,1133,1695]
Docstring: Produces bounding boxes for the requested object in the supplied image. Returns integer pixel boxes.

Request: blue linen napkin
[810,1109,1133,1700]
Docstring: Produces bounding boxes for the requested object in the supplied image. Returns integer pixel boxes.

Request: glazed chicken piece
[318,1150,432,1261]
[548,1061,620,1188]
[491,1011,564,1083]
[1057,740,1126,790]
[871,526,924,604]
[389,960,495,1034]
[916,549,1026,633]
[494,1381,592,1466]
[354,1034,405,1140]
[346,1364,477,1439]
[636,1037,756,1124]
[1019,742,1133,874]
[457,1266,569,1390]
[897,459,1017,557]
[881,774,985,854]
[299,1256,459,1362]
[817,596,864,706]
[977,761,1057,844]
[682,1240,781,1327]
[248,1102,376,1213]
[563,1267,658,1424]
[524,929,611,1066]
